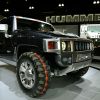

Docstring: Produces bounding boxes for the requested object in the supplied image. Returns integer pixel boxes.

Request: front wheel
[17,52,50,97]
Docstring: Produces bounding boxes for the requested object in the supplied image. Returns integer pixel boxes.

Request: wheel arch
[17,44,41,59]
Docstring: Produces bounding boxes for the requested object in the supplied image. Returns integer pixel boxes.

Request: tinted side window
[17,19,38,31]
[17,18,54,32]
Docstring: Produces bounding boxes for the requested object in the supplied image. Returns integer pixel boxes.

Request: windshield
[17,18,55,32]
[87,25,100,32]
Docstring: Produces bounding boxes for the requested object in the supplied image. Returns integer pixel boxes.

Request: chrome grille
[74,41,90,51]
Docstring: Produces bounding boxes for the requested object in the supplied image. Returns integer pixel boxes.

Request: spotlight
[97,0,100,4]
[58,4,62,7]
[29,6,34,10]
[58,3,64,7]
[62,3,64,7]
[4,9,9,12]
[93,1,96,4]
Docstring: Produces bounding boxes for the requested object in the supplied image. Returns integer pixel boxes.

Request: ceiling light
[62,3,64,7]
[7,9,9,12]
[4,9,9,12]
[93,1,96,4]
[58,4,62,7]
[97,0,100,4]
[58,3,64,7]
[31,6,34,9]
[29,6,34,10]
[29,6,31,9]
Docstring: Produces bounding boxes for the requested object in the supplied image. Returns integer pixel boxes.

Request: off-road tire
[17,52,51,97]
[67,67,89,78]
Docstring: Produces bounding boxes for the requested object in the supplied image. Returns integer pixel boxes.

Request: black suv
[0,16,93,97]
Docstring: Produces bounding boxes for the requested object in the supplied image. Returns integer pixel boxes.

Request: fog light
[62,57,68,62]
[62,57,72,64]
[68,57,72,64]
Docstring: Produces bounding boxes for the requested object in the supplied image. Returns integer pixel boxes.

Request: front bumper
[56,59,91,76]
[55,52,92,67]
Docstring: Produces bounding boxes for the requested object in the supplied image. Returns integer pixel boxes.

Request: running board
[0,57,16,66]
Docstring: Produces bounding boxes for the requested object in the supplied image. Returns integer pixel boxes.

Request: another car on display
[80,24,100,47]
[0,16,93,97]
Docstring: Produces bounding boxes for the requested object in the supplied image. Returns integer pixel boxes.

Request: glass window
[87,25,100,32]
[17,18,55,32]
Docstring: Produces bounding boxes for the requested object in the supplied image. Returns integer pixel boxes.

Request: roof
[15,16,52,25]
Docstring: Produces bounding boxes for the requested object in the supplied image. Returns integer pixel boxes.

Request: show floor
[0,61,100,100]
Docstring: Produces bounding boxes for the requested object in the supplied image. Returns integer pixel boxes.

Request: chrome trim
[13,16,17,31]
[70,41,74,52]
[15,16,54,29]
[43,38,61,54]
[19,61,35,89]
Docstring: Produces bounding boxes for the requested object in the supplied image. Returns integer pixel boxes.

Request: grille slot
[74,41,90,51]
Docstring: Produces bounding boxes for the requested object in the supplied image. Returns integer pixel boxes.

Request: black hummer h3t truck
[0,16,93,97]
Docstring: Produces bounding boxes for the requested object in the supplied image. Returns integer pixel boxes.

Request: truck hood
[53,31,79,37]
[34,31,79,38]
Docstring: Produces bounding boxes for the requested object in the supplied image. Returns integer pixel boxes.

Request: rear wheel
[67,67,89,78]
[17,52,50,97]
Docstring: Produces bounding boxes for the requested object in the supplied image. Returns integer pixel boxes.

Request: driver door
[0,18,14,59]
[0,24,8,53]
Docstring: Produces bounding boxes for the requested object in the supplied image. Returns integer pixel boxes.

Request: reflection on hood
[53,31,79,38]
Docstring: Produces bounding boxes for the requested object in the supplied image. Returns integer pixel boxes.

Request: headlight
[62,42,66,50]
[62,41,71,51]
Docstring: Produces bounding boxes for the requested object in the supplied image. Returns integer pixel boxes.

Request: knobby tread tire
[17,52,51,97]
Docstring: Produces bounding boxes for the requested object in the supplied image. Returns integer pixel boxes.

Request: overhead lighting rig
[58,3,64,7]
[29,6,34,10]
[93,0,100,4]
[4,9,9,12]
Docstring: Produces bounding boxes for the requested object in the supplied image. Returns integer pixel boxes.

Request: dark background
[0,0,100,56]
[0,0,99,20]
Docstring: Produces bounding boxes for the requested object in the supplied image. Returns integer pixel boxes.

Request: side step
[0,57,16,66]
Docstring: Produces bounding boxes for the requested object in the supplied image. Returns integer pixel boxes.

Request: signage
[46,14,100,23]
